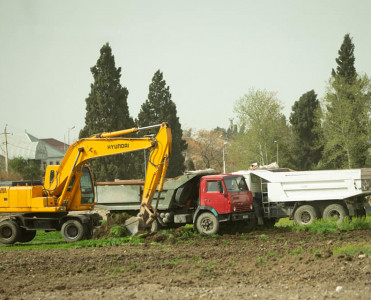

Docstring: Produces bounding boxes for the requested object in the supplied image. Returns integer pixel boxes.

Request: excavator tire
[61,220,85,243]
[0,220,21,245]
[18,228,37,243]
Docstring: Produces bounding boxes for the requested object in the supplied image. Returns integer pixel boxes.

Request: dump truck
[0,123,171,244]
[96,170,256,235]
[233,168,371,226]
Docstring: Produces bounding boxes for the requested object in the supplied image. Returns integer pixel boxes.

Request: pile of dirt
[142,226,196,243]
[92,213,129,239]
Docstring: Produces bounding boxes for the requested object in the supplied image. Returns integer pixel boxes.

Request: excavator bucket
[124,217,146,235]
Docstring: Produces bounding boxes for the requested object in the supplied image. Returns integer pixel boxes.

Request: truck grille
[234,203,250,212]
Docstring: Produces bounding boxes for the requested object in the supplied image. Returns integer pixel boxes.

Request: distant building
[40,139,68,171]
[0,132,68,172]
[0,132,48,163]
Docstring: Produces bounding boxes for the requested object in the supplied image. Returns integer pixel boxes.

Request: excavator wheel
[61,220,85,243]
[0,220,21,245]
[18,228,37,243]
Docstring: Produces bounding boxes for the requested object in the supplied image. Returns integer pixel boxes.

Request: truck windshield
[80,167,94,204]
[224,176,249,192]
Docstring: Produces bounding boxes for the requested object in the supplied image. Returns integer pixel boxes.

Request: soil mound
[92,213,129,239]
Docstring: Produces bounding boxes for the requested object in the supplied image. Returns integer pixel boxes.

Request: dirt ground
[0,228,370,300]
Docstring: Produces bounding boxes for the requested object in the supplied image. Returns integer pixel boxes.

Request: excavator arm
[44,123,171,227]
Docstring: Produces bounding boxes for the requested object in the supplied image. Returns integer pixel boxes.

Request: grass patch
[275,218,295,228]
[257,234,269,241]
[289,248,303,255]
[257,257,266,264]
[276,215,371,234]
[333,243,371,256]
[0,230,145,251]
[266,251,280,257]
[179,224,198,236]
[227,261,235,267]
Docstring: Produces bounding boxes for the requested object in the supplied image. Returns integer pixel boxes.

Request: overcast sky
[1,0,370,143]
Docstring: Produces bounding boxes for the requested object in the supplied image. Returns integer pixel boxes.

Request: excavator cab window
[49,170,55,184]
[80,166,94,204]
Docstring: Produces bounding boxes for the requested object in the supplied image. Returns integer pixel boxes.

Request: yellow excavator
[0,123,171,244]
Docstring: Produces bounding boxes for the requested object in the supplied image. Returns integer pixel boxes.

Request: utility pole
[274,140,279,166]
[223,142,228,173]
[4,125,9,174]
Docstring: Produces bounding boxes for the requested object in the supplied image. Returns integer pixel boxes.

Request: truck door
[200,179,229,214]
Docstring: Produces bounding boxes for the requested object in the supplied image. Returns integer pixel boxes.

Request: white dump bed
[234,168,371,203]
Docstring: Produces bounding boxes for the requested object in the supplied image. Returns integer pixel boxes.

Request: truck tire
[245,215,257,232]
[323,204,347,224]
[294,205,318,226]
[0,220,21,244]
[18,228,37,243]
[196,212,219,235]
[61,220,85,243]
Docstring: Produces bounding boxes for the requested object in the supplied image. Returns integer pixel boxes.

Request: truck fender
[193,206,218,224]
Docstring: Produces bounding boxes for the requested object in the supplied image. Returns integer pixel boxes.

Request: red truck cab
[195,174,255,234]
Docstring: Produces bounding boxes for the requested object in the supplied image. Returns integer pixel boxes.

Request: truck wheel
[294,205,318,226]
[323,204,347,224]
[18,228,37,243]
[196,212,219,235]
[245,215,257,232]
[61,220,85,243]
[0,220,21,244]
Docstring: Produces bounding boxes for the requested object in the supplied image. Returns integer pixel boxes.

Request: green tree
[9,157,41,180]
[322,34,371,168]
[331,33,356,84]
[137,70,187,178]
[289,90,323,170]
[322,75,370,168]
[79,43,137,181]
[233,88,292,168]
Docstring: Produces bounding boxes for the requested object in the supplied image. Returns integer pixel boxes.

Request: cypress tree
[80,43,138,181]
[331,33,356,84]
[289,90,322,170]
[137,70,187,177]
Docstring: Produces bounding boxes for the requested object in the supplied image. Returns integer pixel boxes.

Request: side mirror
[217,181,224,193]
